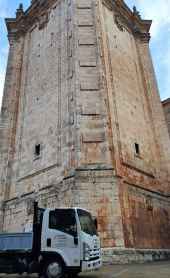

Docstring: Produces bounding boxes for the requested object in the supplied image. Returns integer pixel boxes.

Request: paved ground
[80,262,170,277]
[0,261,170,278]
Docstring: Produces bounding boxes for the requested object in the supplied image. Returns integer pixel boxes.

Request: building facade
[162,98,170,138]
[1,0,170,263]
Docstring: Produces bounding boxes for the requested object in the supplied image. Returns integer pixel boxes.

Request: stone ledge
[102,248,170,264]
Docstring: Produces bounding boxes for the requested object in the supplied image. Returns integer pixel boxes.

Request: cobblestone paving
[0,262,170,278]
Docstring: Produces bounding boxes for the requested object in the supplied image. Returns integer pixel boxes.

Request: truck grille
[89,248,100,261]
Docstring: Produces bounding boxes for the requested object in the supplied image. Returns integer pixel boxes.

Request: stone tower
[1,0,170,262]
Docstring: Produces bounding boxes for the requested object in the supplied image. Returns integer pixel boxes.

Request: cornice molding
[162,98,170,106]
[102,0,152,42]
[5,0,59,41]
[5,0,152,43]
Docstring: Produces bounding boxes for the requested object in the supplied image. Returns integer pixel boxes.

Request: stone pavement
[80,261,170,277]
[0,261,170,278]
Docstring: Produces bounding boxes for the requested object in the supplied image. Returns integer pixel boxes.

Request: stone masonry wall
[0,35,24,201]
[3,170,124,249]
[10,0,74,198]
[75,0,112,168]
[1,0,123,249]
[120,181,170,249]
[100,0,170,251]
[101,2,170,189]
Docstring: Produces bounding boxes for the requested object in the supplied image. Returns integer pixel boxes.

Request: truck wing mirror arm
[94,218,98,230]
[74,235,79,245]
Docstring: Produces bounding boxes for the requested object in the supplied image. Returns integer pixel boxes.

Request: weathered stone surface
[102,248,170,264]
[0,0,170,263]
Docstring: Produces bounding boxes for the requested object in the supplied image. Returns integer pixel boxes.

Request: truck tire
[43,259,64,278]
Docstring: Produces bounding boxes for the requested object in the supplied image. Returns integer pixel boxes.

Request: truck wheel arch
[40,252,66,268]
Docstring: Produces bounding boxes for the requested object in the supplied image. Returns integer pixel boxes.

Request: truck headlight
[83,243,91,261]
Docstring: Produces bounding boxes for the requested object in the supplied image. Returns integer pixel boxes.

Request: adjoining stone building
[1,0,170,263]
[162,98,170,138]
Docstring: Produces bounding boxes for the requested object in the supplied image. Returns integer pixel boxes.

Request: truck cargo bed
[0,233,33,252]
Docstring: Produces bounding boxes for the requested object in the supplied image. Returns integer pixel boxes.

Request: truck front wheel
[43,259,63,278]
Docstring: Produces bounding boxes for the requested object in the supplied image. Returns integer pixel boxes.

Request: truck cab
[0,203,102,277]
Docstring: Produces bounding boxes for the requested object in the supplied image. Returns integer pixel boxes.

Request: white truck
[0,202,102,277]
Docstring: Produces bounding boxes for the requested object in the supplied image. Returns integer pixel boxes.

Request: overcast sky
[0,0,170,110]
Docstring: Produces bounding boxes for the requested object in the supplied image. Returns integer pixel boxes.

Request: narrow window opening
[35,144,41,156]
[134,143,140,156]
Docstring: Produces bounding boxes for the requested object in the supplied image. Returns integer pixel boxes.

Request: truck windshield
[77,209,98,236]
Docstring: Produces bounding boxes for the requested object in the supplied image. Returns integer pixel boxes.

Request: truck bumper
[81,258,102,272]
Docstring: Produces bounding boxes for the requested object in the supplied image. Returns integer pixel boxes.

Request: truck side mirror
[94,218,98,230]
[74,235,79,245]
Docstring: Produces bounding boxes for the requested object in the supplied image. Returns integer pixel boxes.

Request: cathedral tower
[1,0,170,262]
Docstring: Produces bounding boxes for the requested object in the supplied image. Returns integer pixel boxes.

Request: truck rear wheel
[43,259,63,278]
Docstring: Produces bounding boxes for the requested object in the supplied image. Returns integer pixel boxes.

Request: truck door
[42,209,80,267]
